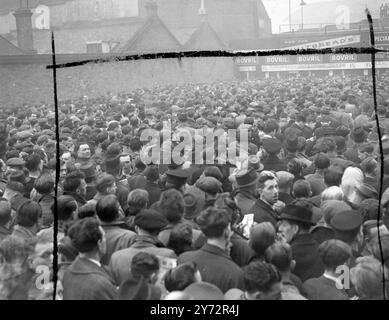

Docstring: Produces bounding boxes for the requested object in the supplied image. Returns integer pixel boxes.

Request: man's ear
[290,260,296,272]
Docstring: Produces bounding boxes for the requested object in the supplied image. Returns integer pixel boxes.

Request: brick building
[0,0,272,54]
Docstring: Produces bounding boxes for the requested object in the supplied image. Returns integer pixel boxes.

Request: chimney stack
[13,0,35,53]
[145,0,158,18]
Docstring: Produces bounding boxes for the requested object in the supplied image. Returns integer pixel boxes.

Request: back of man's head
[314,154,330,170]
[195,207,230,239]
[265,242,293,273]
[292,180,311,198]
[34,173,55,195]
[68,217,102,253]
[16,200,41,228]
[96,194,119,223]
[63,170,85,193]
[324,168,343,187]
[52,195,78,222]
[131,252,160,281]
[25,154,42,172]
[243,261,282,296]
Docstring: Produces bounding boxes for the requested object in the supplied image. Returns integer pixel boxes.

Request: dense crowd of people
[0,73,389,300]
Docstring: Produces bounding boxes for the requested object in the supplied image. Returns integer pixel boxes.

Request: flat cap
[330,210,363,232]
[16,130,33,140]
[195,176,222,194]
[355,183,378,200]
[135,209,168,232]
[166,169,190,186]
[6,157,25,167]
[262,138,282,154]
[321,200,352,225]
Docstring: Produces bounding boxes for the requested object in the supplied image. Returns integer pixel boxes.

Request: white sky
[262,0,376,33]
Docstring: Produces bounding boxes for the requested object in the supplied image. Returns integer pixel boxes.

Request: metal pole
[289,0,291,32]
[51,31,60,301]
[301,4,303,30]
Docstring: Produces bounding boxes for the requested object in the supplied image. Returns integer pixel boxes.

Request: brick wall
[0,55,235,108]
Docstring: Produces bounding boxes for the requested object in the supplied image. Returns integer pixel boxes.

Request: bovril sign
[330,54,357,62]
[265,56,290,64]
[297,55,323,63]
[236,57,260,65]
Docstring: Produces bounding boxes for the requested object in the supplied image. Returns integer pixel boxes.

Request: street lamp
[300,0,307,30]
[289,0,292,32]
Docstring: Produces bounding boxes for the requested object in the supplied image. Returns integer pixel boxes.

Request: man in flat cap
[261,138,287,172]
[164,169,190,193]
[6,157,25,173]
[109,209,176,285]
[330,210,364,266]
[195,176,222,208]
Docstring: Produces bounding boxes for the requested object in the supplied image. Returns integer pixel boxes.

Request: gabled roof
[184,19,227,51]
[0,35,25,55]
[117,14,182,54]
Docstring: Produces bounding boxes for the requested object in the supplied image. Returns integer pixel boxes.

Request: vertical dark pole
[51,31,59,300]
[366,9,387,300]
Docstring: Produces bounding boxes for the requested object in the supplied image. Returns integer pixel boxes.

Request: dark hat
[203,166,223,181]
[321,200,352,225]
[96,173,115,191]
[355,183,378,200]
[105,143,124,162]
[352,127,367,141]
[235,168,260,188]
[184,282,224,300]
[95,119,106,128]
[262,138,282,154]
[6,157,25,168]
[135,209,168,232]
[79,163,97,179]
[143,165,160,182]
[247,155,264,172]
[5,181,25,194]
[166,169,190,186]
[336,125,350,137]
[195,176,222,194]
[330,210,363,232]
[284,134,303,152]
[321,126,336,137]
[279,204,315,226]
[41,129,55,137]
[16,130,33,140]
[8,170,28,184]
[184,186,205,220]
